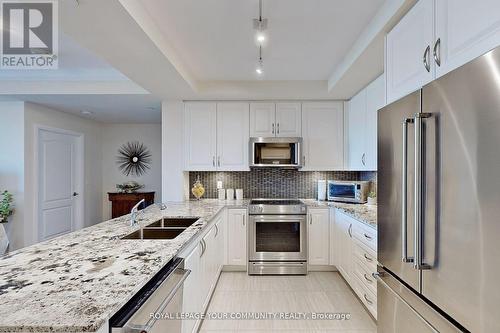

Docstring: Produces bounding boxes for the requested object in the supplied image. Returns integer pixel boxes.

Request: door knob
[73,192,79,197]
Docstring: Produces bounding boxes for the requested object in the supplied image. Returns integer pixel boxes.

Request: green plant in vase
[367,190,377,205]
[0,191,14,223]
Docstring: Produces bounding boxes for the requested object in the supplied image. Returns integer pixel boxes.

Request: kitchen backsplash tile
[189,170,362,199]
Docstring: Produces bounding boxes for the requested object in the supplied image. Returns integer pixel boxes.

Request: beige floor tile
[201,272,376,332]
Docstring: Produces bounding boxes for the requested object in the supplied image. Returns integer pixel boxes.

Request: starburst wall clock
[116,141,152,177]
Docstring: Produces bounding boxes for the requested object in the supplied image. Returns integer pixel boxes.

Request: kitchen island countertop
[0,198,374,332]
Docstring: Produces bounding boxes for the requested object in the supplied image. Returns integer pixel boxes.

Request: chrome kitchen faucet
[130,199,145,226]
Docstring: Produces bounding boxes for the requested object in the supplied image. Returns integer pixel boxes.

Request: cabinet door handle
[364,253,373,262]
[423,45,431,72]
[433,38,441,67]
[215,224,219,237]
[243,215,246,226]
[309,215,312,225]
[272,123,275,134]
[364,273,373,283]
[212,156,215,167]
[348,224,352,238]
[217,156,221,167]
[362,153,366,166]
[363,293,373,305]
[277,123,280,134]
[364,233,373,241]
[199,240,206,258]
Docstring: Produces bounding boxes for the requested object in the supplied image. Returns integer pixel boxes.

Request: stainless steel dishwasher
[110,257,190,333]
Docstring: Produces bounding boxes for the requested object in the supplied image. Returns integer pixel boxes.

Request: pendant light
[253,0,268,46]
[256,46,264,76]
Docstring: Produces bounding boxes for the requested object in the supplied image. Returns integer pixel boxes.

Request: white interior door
[38,129,82,242]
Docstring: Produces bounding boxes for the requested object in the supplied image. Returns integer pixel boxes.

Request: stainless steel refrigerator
[376,46,500,332]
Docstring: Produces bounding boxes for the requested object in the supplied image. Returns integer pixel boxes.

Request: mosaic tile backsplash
[189,170,367,199]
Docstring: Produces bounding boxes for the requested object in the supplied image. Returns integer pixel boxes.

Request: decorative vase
[191,177,205,200]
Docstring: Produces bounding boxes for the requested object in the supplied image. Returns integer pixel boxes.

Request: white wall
[162,101,188,201]
[23,102,103,247]
[101,123,162,220]
[0,102,25,250]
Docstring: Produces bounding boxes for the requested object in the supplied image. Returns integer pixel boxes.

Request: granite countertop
[0,200,236,333]
[0,198,374,333]
[301,199,377,229]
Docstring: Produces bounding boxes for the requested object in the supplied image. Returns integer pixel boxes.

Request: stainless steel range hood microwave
[249,137,303,169]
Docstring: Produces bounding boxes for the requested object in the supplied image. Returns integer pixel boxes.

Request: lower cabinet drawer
[353,257,377,295]
[352,238,377,272]
[352,221,377,251]
[352,274,377,319]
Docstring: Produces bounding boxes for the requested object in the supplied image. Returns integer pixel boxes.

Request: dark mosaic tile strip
[189,170,364,199]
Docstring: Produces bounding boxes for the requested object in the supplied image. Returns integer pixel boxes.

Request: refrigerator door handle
[373,272,439,333]
[414,112,432,270]
[402,118,415,263]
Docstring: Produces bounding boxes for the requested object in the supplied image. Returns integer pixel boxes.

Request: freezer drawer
[375,268,463,333]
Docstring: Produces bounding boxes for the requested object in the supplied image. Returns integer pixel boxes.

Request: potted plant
[0,191,14,223]
[367,191,377,206]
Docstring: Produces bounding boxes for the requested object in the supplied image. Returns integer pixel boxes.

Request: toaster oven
[327,180,369,203]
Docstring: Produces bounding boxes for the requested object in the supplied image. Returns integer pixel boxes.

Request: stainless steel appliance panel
[248,214,307,262]
[375,268,462,333]
[378,91,421,291]
[248,261,307,275]
[419,47,500,332]
[249,137,303,168]
[110,258,190,333]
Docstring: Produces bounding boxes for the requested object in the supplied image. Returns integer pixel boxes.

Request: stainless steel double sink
[122,217,200,240]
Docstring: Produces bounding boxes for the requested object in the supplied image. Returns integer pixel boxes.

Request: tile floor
[199,271,377,333]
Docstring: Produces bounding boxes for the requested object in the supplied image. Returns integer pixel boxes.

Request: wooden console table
[108,192,155,218]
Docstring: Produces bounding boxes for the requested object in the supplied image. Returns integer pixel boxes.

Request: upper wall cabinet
[184,102,250,171]
[275,103,302,137]
[250,102,301,137]
[435,0,500,78]
[249,103,275,137]
[184,102,217,171]
[301,102,344,171]
[217,103,250,171]
[346,75,385,171]
[386,0,500,103]
[386,0,435,104]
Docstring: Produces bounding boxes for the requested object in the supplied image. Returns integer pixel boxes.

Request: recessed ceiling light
[80,110,93,116]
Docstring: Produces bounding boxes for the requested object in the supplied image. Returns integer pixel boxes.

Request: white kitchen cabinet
[182,242,202,333]
[250,102,301,137]
[334,208,377,319]
[226,209,247,266]
[335,209,353,283]
[329,208,337,266]
[250,102,275,137]
[385,0,435,104]
[301,102,344,171]
[435,0,500,78]
[346,75,384,171]
[386,0,500,104]
[275,102,301,137]
[181,212,226,333]
[364,75,385,170]
[184,102,217,171]
[347,90,366,170]
[216,102,250,171]
[308,208,330,265]
[185,102,250,171]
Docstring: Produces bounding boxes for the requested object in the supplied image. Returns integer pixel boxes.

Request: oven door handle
[251,215,306,223]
